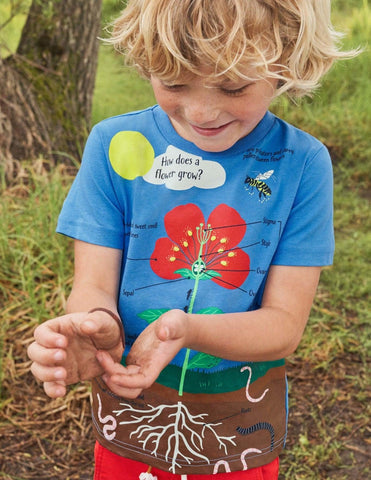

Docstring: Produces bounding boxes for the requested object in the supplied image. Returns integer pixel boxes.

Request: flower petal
[206,204,246,248]
[164,204,205,253]
[150,237,191,279]
[209,247,250,289]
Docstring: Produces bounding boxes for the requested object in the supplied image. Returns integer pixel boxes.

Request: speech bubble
[143,146,226,191]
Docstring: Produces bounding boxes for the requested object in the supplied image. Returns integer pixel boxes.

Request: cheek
[231,104,259,122]
[153,91,178,114]
[231,96,272,122]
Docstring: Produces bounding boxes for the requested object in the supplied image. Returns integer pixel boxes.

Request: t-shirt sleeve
[56,125,125,249]
[272,145,335,266]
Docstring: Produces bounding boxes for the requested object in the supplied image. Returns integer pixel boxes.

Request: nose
[183,92,221,126]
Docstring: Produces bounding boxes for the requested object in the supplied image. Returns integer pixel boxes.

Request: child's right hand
[95,309,188,398]
[27,310,124,398]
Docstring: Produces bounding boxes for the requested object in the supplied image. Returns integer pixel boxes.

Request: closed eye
[220,84,252,96]
[162,83,186,92]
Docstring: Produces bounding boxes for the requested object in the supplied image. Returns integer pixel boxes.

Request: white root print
[114,401,236,473]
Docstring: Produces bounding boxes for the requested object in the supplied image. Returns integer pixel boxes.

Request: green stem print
[178,348,191,397]
[178,223,211,396]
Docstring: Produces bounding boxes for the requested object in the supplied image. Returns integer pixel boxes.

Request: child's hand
[27,310,124,398]
[96,309,188,398]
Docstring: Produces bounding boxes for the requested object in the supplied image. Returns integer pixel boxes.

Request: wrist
[186,313,202,349]
[179,310,195,349]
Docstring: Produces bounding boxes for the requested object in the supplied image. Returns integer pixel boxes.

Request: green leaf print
[138,308,170,324]
[197,307,224,315]
[174,268,194,279]
[187,352,222,370]
[202,270,222,279]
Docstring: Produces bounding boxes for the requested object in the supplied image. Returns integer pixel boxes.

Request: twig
[346,444,371,458]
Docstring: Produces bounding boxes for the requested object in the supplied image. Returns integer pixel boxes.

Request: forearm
[182,266,320,362]
[66,240,122,315]
[66,283,119,315]
[184,306,305,362]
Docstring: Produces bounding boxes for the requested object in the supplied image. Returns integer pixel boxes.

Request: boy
[28,1,356,478]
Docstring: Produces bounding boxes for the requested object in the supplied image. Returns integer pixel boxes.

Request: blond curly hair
[109,0,357,98]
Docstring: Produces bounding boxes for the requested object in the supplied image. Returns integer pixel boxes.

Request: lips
[191,121,233,137]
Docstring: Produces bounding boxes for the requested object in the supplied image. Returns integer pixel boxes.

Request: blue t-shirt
[57,106,334,474]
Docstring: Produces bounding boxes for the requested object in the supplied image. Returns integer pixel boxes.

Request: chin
[193,141,235,153]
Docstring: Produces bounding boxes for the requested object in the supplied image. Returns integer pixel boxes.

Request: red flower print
[150,204,250,289]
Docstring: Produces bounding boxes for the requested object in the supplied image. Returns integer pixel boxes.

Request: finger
[125,364,141,375]
[30,362,67,383]
[102,375,142,399]
[156,324,170,342]
[81,312,121,350]
[96,351,131,376]
[43,380,67,398]
[27,342,66,365]
[97,352,143,389]
[33,322,68,349]
[102,367,152,391]
[156,309,187,342]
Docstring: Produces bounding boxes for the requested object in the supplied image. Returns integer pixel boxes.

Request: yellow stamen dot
[210,235,217,241]
[220,238,227,244]
[187,230,193,236]
[218,248,224,253]
[169,257,176,262]
[228,252,235,257]
[221,260,227,266]
[173,246,180,252]
[183,241,189,247]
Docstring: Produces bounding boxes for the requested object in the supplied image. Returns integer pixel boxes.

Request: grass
[0,162,74,393]
[0,0,370,478]
[92,1,155,121]
[92,46,155,122]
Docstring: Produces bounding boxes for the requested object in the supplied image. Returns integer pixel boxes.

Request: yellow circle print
[109,131,154,180]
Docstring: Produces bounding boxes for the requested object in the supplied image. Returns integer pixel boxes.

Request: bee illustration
[244,170,274,202]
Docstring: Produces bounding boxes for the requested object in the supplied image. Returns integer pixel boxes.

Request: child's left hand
[96,309,188,398]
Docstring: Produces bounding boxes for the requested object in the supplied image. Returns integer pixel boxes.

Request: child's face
[151,68,277,152]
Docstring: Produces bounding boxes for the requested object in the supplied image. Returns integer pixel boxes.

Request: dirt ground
[0,324,369,479]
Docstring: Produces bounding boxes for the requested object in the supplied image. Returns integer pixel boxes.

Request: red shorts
[94,442,279,480]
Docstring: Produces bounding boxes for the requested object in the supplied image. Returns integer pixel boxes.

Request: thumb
[156,310,186,342]
[81,310,123,350]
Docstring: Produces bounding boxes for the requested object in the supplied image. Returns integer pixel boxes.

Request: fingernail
[55,388,65,397]
[126,364,141,374]
[54,369,65,379]
[54,351,64,361]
